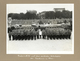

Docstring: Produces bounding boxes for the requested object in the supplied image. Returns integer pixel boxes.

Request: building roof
[54,8,65,12]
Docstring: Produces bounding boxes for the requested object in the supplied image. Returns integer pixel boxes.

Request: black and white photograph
[6,4,74,54]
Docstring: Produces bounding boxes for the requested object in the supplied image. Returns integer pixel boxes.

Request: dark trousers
[37,35,39,39]
[9,34,11,40]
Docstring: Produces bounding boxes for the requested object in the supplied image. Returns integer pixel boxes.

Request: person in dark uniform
[27,30,30,40]
[8,27,12,40]
[36,30,39,39]
[42,29,46,39]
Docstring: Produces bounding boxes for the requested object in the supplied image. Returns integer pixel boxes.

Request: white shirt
[39,29,42,35]
[39,31,42,35]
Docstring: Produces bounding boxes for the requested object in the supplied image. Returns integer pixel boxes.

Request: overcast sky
[7,4,74,14]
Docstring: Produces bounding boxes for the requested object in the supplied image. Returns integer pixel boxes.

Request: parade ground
[7,38,72,54]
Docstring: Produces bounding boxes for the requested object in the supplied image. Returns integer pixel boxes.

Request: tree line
[8,10,72,20]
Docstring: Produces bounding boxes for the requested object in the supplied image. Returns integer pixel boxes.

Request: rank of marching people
[8,27,71,40]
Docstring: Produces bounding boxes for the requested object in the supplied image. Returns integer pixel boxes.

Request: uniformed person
[8,27,12,40]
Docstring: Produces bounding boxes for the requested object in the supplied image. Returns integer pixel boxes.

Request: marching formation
[8,27,71,40]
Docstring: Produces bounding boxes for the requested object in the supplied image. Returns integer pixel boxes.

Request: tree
[62,10,72,18]
[8,13,13,18]
[45,11,55,19]
[11,13,19,19]
[55,11,62,19]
